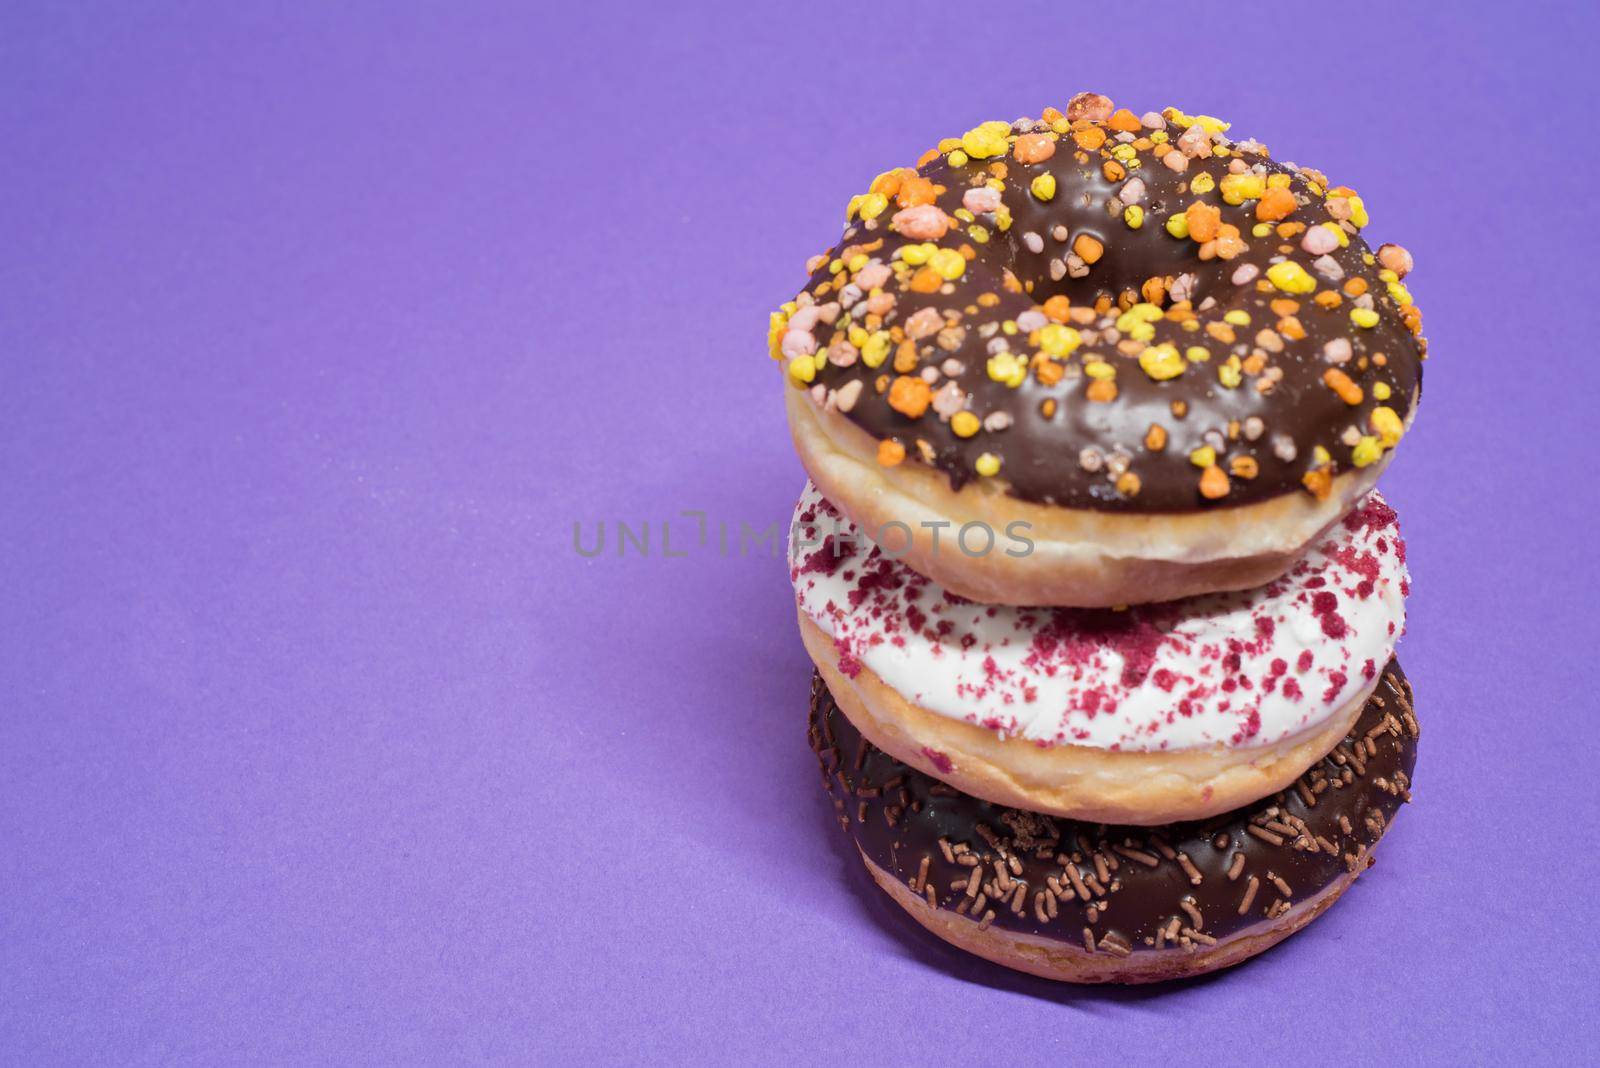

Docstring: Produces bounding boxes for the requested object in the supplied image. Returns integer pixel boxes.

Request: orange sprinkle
[897,175,938,209]
[1073,126,1108,151]
[909,267,942,293]
[1012,133,1056,164]
[1042,295,1072,322]
[1073,234,1105,265]
[887,375,932,418]
[1186,201,1222,243]
[1323,368,1364,405]
[877,439,906,467]
[1199,464,1230,499]
[893,339,919,373]
[1302,467,1332,500]
[1102,160,1125,182]
[1086,379,1118,403]
[1255,186,1297,222]
[1107,108,1141,132]
[870,168,905,198]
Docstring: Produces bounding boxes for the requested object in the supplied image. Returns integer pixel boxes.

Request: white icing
[790,482,1408,753]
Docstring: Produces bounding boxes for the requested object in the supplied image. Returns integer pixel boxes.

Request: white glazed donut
[790,480,1408,824]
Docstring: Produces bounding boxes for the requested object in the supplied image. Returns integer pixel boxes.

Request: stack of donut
[775,94,1426,983]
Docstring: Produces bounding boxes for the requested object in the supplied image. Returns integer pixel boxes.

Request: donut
[773,94,1425,607]
[809,662,1419,984]
[790,481,1408,825]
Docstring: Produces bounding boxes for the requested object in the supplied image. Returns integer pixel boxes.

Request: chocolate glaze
[784,107,1424,512]
[809,661,1417,955]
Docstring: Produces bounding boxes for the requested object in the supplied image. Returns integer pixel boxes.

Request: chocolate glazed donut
[778,99,1424,510]
[809,661,1418,984]
[774,96,1427,607]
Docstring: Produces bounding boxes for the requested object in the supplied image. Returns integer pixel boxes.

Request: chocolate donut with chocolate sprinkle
[809,660,1419,984]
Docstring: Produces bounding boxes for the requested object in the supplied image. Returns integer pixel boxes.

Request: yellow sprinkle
[969,224,990,244]
[1266,173,1292,190]
[768,312,789,359]
[861,332,890,368]
[1351,435,1382,468]
[1373,381,1392,401]
[1083,359,1116,381]
[1251,222,1273,238]
[1370,406,1404,447]
[1219,173,1265,204]
[1111,144,1136,162]
[1139,343,1186,381]
[828,258,844,274]
[1387,281,1413,306]
[1349,195,1369,228]
[848,253,869,272]
[1185,345,1211,363]
[1163,108,1231,134]
[960,121,1011,160]
[1124,204,1145,229]
[986,352,1027,388]
[1116,303,1165,329]
[1351,307,1380,329]
[994,207,1012,232]
[901,243,933,266]
[787,356,815,384]
[1223,310,1251,326]
[1165,212,1190,239]
[1312,445,1331,466]
[947,149,969,168]
[1036,323,1082,357]
[951,411,980,438]
[1001,320,1018,336]
[929,247,966,281]
[975,452,1001,477]
[1030,173,1057,201]
[1189,173,1216,195]
[847,324,869,348]
[1265,261,1317,295]
[1189,445,1217,468]
[1218,355,1242,388]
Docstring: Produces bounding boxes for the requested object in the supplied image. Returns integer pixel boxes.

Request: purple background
[4,2,1596,1062]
